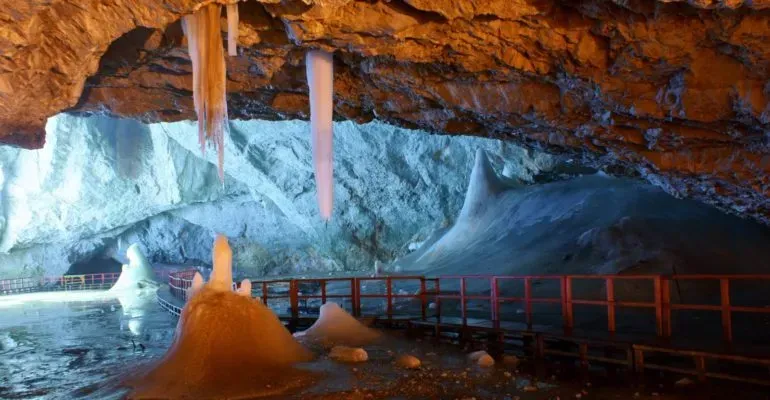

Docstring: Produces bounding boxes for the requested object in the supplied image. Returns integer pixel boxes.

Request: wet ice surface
[0,291,767,400]
[0,290,175,399]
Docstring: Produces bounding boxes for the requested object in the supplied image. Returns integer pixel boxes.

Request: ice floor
[0,291,767,399]
[0,290,175,399]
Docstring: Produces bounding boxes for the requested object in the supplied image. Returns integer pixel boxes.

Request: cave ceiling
[1,0,770,222]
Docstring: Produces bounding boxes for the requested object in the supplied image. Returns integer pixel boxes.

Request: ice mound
[294,302,380,347]
[110,243,158,292]
[329,346,368,363]
[125,235,315,399]
[396,149,770,279]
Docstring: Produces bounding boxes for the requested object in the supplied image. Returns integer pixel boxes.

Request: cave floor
[0,291,768,400]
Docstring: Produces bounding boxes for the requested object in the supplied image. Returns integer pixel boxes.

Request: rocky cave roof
[1,0,770,222]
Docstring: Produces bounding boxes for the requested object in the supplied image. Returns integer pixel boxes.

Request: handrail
[167,271,770,346]
[0,272,122,295]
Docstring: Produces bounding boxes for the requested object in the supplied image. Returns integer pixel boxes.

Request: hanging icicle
[306,50,335,221]
[182,4,228,182]
[226,3,239,57]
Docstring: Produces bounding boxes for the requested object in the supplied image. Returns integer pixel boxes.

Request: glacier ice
[306,50,335,221]
[294,302,380,347]
[395,148,770,279]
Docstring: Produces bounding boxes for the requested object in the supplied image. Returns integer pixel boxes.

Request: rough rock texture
[0,114,553,278]
[2,0,770,223]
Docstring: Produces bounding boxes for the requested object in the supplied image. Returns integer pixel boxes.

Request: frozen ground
[0,290,175,399]
[1,291,768,399]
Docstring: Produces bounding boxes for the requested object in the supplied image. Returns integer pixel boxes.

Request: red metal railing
[167,270,436,319]
[165,271,770,344]
[0,272,121,294]
[432,274,770,343]
[168,269,198,301]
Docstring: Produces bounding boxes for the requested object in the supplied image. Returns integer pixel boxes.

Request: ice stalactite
[306,50,335,221]
[226,3,239,57]
[182,4,228,182]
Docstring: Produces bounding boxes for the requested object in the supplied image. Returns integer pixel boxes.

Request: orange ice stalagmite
[182,4,228,182]
[306,50,335,221]
[125,234,315,399]
[209,234,233,292]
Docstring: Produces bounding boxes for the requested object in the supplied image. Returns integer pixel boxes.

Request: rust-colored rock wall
[2,0,770,222]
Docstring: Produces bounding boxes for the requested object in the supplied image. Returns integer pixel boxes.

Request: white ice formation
[110,243,157,291]
[457,149,506,221]
[306,50,335,221]
[237,278,252,297]
[294,302,380,347]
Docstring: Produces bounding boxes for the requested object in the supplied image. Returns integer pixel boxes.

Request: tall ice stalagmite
[182,4,228,181]
[306,50,335,221]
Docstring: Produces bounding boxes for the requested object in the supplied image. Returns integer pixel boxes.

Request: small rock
[468,350,495,367]
[503,355,520,367]
[503,371,512,378]
[396,354,422,369]
[329,346,368,363]
[523,385,538,392]
[675,377,694,386]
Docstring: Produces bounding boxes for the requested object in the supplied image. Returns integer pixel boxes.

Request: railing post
[353,278,361,317]
[386,277,393,319]
[524,277,532,327]
[289,280,299,320]
[435,278,442,322]
[561,276,574,331]
[460,277,467,325]
[261,282,268,306]
[490,277,499,327]
[606,277,616,333]
[321,280,327,305]
[661,276,671,338]
[420,278,427,321]
[654,276,663,337]
[720,278,732,342]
